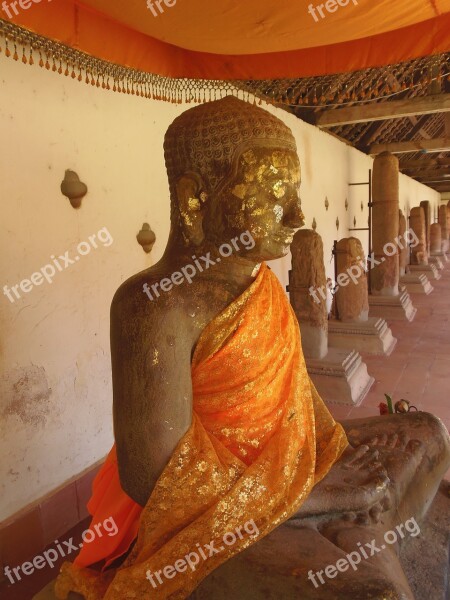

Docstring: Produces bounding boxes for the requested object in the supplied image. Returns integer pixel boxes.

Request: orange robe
[55,263,348,600]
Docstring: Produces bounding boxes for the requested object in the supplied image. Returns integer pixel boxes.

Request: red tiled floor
[330,265,450,476]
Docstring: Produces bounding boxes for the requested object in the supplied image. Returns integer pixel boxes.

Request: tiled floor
[328,265,450,432]
[328,264,450,486]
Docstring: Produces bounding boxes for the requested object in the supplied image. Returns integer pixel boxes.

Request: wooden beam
[402,169,450,179]
[400,157,450,169]
[317,94,450,128]
[428,185,450,192]
[370,138,450,155]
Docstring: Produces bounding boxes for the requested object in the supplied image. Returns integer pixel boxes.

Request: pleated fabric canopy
[3,0,450,79]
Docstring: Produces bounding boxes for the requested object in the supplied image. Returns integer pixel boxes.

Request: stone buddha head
[163,96,305,262]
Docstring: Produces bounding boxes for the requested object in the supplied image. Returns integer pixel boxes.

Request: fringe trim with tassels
[2,19,448,110]
[0,18,255,104]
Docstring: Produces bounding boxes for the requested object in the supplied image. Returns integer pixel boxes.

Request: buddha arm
[111,293,193,507]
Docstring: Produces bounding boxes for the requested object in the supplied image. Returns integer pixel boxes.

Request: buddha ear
[176,173,208,246]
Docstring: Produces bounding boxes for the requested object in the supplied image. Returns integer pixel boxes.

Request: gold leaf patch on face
[232,184,248,200]
[273,181,286,199]
[188,197,201,210]
[271,151,289,168]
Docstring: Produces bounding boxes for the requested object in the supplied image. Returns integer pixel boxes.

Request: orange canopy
[7,0,450,81]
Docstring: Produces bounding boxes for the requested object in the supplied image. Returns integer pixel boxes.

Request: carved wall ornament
[345,198,348,211]
[60,170,88,209]
[324,197,329,211]
[312,217,317,231]
[353,216,357,227]
[361,201,364,212]
[336,217,340,230]
[136,223,156,253]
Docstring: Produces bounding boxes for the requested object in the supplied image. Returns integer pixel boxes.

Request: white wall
[0,52,440,520]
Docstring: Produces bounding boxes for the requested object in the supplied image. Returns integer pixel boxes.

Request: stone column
[430,223,442,255]
[399,210,408,276]
[409,206,428,265]
[335,237,369,323]
[438,205,449,252]
[420,201,431,255]
[371,152,400,296]
[289,229,327,359]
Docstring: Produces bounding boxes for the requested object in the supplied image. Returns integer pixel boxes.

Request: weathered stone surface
[335,237,369,322]
[438,205,448,242]
[289,229,328,359]
[371,152,400,295]
[306,348,374,406]
[409,206,428,265]
[430,223,442,254]
[328,317,397,356]
[399,209,408,276]
[400,481,449,600]
[420,200,431,254]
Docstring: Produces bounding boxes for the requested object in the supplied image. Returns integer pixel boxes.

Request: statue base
[431,251,448,263]
[306,348,374,406]
[428,256,444,270]
[407,264,441,281]
[328,317,397,356]
[368,288,417,322]
[400,274,434,295]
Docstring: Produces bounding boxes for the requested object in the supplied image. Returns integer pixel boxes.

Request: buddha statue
[52,97,450,600]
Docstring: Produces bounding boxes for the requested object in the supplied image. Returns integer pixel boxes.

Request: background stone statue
[398,210,408,276]
[335,237,369,322]
[289,229,328,359]
[371,152,399,296]
[409,206,428,265]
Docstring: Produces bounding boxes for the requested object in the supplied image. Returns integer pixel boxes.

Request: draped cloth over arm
[55,263,348,600]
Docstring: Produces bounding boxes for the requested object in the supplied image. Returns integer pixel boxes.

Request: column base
[431,251,449,263]
[428,256,444,270]
[369,289,417,322]
[400,274,434,295]
[407,264,441,281]
[306,347,374,406]
[328,317,397,356]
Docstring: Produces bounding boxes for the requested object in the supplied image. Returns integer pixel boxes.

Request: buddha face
[215,146,304,261]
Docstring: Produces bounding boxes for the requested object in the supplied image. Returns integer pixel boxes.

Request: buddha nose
[284,198,304,228]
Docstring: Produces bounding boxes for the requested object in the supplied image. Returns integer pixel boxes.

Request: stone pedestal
[328,317,397,356]
[305,348,374,406]
[407,263,441,281]
[428,256,444,270]
[369,287,417,321]
[431,251,448,263]
[331,237,396,356]
[289,230,374,406]
[400,273,434,295]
